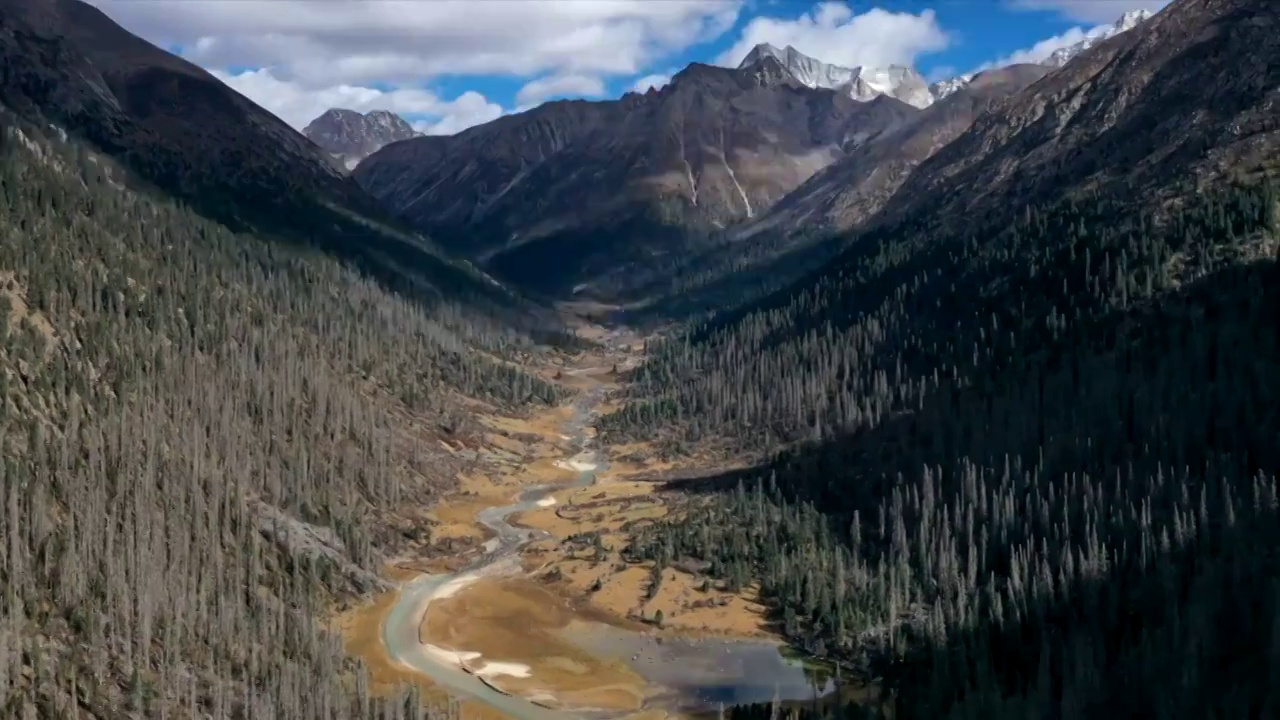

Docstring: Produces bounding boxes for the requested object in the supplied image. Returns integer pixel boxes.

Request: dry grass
[479,403,576,443]
[421,577,650,711]
[326,577,516,720]
[512,468,774,639]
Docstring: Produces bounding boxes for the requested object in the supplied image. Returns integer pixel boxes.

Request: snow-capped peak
[738,43,934,109]
[1043,8,1153,67]
[926,9,1154,102]
[929,73,976,102]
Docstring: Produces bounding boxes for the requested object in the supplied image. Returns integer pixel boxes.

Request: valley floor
[328,310,780,720]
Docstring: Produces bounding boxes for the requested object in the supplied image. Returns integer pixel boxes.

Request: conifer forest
[1,0,1278,717]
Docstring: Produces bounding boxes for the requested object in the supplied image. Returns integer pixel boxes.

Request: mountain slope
[750,62,1051,240]
[355,58,919,297]
[627,0,1273,321]
[618,63,1050,321]
[606,1,1280,716]
[615,0,1278,448]
[303,108,422,171]
[876,0,1277,234]
[0,0,526,317]
[0,5,581,716]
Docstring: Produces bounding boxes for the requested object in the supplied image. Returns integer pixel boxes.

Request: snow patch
[424,645,482,667]
[475,662,532,679]
[555,459,598,472]
[536,496,556,508]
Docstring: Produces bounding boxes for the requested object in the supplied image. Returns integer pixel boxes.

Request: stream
[382,353,835,718]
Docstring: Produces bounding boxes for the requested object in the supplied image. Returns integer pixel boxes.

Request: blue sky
[93,0,1168,133]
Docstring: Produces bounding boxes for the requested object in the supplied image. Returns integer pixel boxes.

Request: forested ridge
[604,12,1280,710]
[0,110,564,718]
[617,176,1280,717]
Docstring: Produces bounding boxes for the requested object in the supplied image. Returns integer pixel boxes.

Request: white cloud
[975,26,1093,70]
[88,0,742,88]
[410,93,506,136]
[516,74,607,106]
[714,2,951,69]
[631,73,673,93]
[1007,0,1169,24]
[211,68,502,133]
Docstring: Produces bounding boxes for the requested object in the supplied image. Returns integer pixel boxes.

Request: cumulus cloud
[516,74,607,106]
[714,2,951,69]
[1006,0,1170,24]
[211,68,503,133]
[88,0,742,88]
[631,73,673,93]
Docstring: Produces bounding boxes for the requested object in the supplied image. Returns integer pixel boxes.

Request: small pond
[566,622,837,711]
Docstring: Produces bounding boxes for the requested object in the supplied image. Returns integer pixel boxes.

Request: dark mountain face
[605,3,1280,711]
[0,0,525,314]
[0,0,348,209]
[302,108,421,171]
[354,59,919,297]
[873,0,1279,234]
[610,63,1053,320]
[629,0,1277,320]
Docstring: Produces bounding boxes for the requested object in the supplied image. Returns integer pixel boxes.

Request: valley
[0,0,1277,718]
[330,319,836,720]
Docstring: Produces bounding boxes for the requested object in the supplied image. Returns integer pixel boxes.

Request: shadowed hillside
[0,0,534,322]
[601,0,1280,716]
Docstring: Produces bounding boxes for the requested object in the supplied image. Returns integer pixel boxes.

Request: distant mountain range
[303,108,421,171]
[327,10,1157,297]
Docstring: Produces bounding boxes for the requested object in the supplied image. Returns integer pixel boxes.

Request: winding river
[382,354,836,718]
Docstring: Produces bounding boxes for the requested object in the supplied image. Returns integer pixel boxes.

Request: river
[381,352,835,718]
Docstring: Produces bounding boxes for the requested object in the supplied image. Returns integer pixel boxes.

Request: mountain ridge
[736,42,934,108]
[354,58,919,296]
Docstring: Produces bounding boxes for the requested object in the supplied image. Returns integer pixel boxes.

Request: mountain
[872,0,1273,237]
[626,8,1170,317]
[625,0,1278,435]
[738,42,935,108]
[610,0,1279,715]
[750,62,1052,239]
[0,0,575,716]
[303,107,421,171]
[928,72,975,101]
[621,62,1050,320]
[355,57,919,297]
[0,0,522,316]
